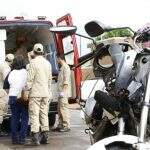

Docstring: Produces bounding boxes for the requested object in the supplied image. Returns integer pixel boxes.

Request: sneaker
[59,127,70,132]
[18,139,26,145]
[12,137,19,145]
[51,127,62,132]
[18,141,26,145]
[0,131,5,137]
[12,141,19,145]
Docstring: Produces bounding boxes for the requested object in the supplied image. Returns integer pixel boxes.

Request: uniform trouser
[29,97,50,133]
[9,96,29,142]
[58,97,70,128]
[0,98,7,124]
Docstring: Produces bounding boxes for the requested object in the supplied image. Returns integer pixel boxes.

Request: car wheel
[106,142,135,150]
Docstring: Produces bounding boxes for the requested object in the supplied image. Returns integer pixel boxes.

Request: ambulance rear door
[55,13,82,100]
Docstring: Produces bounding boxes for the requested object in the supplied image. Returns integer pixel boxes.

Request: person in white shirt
[7,55,28,145]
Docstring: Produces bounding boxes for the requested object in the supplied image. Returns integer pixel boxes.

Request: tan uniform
[27,56,52,133]
[0,62,10,88]
[57,62,71,128]
[0,62,10,124]
[0,89,8,124]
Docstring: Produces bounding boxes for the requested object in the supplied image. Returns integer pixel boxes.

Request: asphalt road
[0,107,91,150]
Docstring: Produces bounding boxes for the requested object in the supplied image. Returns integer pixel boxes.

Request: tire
[49,114,56,127]
[106,142,136,150]
[89,118,117,144]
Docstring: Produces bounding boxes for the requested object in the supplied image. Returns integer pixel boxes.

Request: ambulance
[0,13,81,131]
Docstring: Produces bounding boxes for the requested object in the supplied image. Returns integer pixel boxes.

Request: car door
[55,13,82,100]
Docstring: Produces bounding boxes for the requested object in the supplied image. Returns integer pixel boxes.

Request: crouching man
[0,89,8,136]
[26,43,52,145]
[0,54,14,136]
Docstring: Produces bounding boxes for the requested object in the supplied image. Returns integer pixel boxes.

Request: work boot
[40,131,49,144]
[32,132,40,146]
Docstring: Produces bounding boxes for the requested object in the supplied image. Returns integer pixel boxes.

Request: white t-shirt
[8,69,27,96]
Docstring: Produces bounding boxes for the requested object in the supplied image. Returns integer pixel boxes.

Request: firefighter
[55,54,71,132]
[0,54,14,88]
[0,53,14,136]
[26,43,52,145]
[27,51,35,63]
[0,89,7,136]
[26,51,35,71]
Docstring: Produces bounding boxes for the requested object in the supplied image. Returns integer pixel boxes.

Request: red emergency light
[0,16,6,20]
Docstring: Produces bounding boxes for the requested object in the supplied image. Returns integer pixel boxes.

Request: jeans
[9,96,29,143]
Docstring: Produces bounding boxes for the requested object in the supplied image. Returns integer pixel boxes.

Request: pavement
[0,104,91,150]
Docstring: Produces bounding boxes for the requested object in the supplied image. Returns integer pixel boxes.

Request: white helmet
[5,53,14,63]
[33,43,44,53]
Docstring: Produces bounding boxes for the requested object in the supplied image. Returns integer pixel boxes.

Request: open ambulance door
[55,13,82,101]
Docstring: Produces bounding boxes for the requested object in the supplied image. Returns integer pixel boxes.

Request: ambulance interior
[0,22,77,134]
[0,23,76,99]
[0,24,59,75]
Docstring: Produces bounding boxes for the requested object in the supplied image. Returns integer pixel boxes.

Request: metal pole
[118,117,125,135]
[139,72,150,142]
